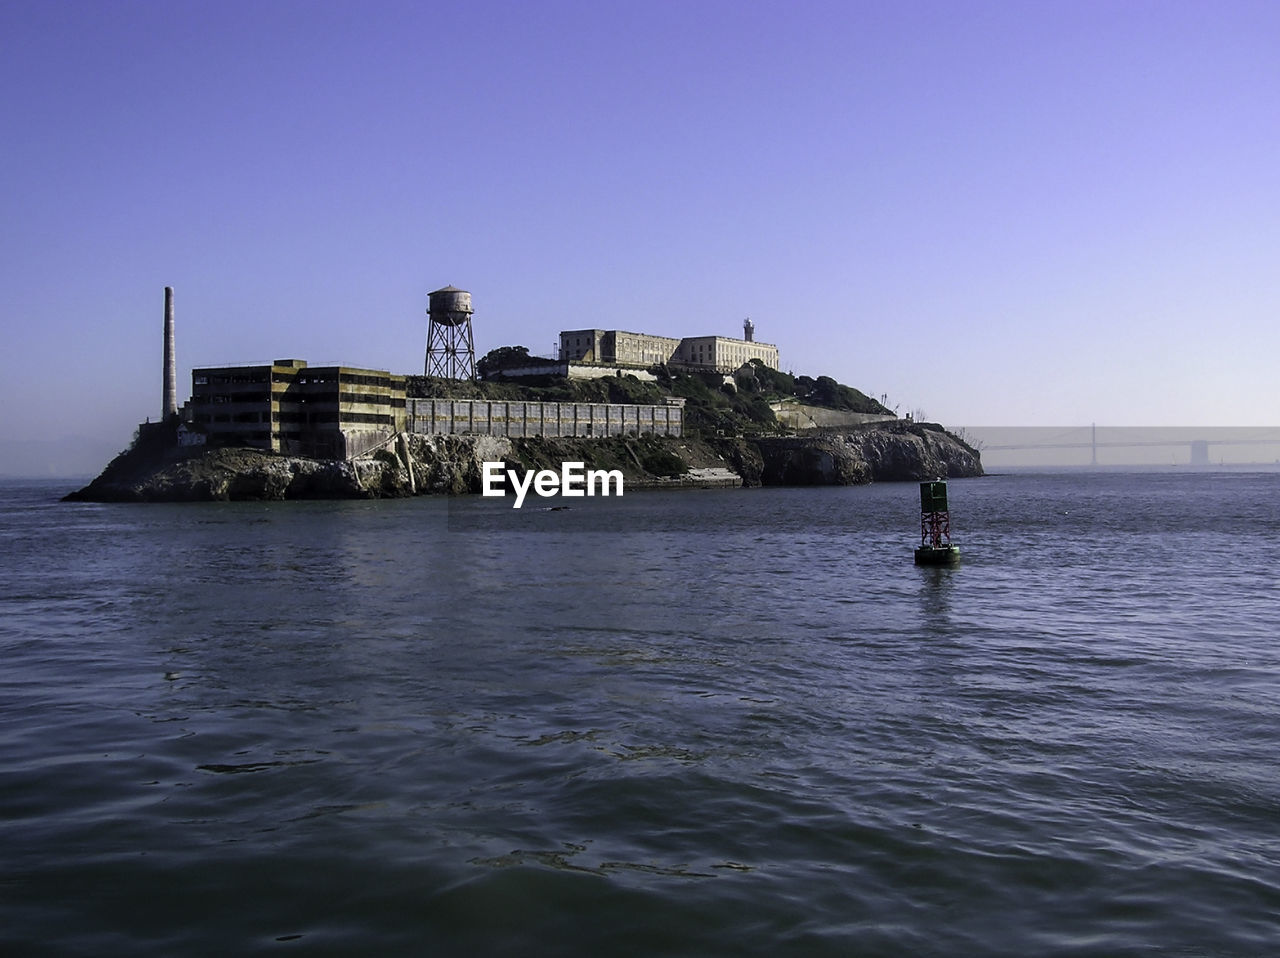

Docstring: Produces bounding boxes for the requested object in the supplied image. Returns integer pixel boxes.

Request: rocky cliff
[64,434,496,502]
[65,422,981,502]
[755,421,983,486]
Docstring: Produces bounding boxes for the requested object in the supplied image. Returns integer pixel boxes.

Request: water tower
[424,285,476,380]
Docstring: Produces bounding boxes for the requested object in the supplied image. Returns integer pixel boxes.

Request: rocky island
[67,362,982,502]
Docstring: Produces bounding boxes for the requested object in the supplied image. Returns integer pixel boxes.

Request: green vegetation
[476,345,532,378]
[406,352,893,442]
[405,370,666,406]
[631,436,689,477]
[734,361,886,413]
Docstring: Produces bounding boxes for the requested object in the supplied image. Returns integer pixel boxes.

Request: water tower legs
[424,319,477,379]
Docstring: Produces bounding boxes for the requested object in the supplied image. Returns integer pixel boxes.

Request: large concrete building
[185,358,683,455]
[671,334,779,372]
[187,360,407,458]
[558,327,780,373]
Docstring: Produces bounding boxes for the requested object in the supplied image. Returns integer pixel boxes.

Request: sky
[3,0,1278,455]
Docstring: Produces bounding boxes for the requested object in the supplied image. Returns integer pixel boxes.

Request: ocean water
[2,471,1278,956]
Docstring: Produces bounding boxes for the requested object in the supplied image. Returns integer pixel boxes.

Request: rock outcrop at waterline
[63,435,506,502]
[64,423,982,502]
[755,421,983,486]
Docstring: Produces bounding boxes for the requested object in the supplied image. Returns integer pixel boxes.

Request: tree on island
[477,345,532,378]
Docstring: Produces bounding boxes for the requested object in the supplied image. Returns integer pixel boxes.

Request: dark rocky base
[755,420,983,486]
[65,422,983,503]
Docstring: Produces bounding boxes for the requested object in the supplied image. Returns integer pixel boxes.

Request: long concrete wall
[406,398,683,439]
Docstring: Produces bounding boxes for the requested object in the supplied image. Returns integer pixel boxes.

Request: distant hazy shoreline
[963,426,1280,468]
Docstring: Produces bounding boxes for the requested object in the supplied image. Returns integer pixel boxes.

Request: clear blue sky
[3,0,1277,449]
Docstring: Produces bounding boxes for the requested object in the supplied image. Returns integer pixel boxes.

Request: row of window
[278,411,394,425]
[193,392,406,408]
[195,392,271,404]
[194,373,268,386]
[278,393,406,408]
[339,373,400,388]
[193,414,266,426]
[563,334,774,368]
[194,411,396,426]
[190,370,399,387]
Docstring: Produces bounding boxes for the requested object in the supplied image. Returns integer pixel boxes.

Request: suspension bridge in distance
[965,425,1280,467]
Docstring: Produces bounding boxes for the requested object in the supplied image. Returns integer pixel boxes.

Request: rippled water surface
[3,471,1279,956]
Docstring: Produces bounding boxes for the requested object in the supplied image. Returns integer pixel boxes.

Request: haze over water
[3,472,1278,956]
[965,426,1280,469]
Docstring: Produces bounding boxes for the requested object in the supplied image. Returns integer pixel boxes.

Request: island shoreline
[65,421,983,503]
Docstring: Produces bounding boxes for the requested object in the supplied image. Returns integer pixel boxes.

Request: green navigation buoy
[914,479,961,565]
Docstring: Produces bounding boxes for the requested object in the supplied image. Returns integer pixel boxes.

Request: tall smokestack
[163,286,177,418]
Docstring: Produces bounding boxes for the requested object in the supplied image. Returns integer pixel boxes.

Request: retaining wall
[406,398,683,439]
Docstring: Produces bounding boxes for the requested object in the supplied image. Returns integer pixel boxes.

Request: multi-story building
[186,356,688,452]
[672,335,780,372]
[558,328,779,373]
[187,360,406,458]
[558,329,683,367]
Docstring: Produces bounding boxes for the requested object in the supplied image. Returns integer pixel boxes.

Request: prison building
[558,329,683,367]
[188,360,406,458]
[672,335,780,372]
[558,328,779,373]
